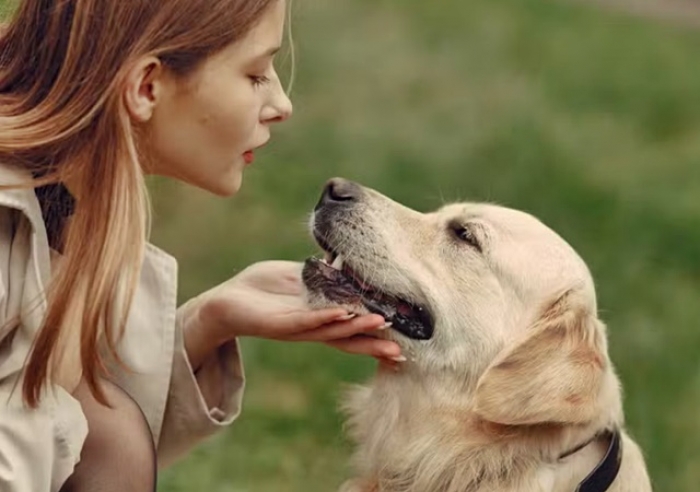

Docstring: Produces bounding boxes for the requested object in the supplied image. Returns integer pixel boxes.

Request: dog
[301,178,652,492]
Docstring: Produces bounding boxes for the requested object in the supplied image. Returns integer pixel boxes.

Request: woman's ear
[122,56,167,123]
[474,289,610,426]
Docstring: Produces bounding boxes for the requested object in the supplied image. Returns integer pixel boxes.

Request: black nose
[318,178,361,207]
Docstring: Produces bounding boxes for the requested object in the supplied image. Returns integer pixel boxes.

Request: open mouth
[301,239,434,340]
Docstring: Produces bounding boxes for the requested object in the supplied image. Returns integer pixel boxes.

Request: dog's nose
[320,178,361,205]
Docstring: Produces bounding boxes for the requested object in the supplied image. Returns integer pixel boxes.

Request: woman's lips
[243,139,269,165]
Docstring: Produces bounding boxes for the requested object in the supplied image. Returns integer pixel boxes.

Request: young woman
[0,0,402,490]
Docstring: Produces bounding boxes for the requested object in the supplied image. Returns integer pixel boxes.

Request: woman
[0,0,403,490]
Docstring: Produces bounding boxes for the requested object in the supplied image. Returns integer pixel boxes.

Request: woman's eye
[451,223,482,252]
[249,75,270,87]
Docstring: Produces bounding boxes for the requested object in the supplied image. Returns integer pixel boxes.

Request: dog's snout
[313,178,362,235]
[318,178,362,208]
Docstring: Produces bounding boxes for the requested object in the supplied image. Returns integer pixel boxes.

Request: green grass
[2,0,698,489]
[151,1,700,490]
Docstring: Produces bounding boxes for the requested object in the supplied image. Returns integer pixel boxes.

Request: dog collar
[559,428,622,492]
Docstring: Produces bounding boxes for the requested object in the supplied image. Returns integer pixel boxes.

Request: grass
[2,0,698,489]
[152,0,700,490]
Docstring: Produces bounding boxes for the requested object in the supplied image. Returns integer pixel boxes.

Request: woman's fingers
[272,310,405,366]
[374,356,401,372]
[323,335,402,360]
[283,314,387,342]
[267,307,353,336]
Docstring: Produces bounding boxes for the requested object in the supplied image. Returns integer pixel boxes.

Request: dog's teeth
[331,254,343,270]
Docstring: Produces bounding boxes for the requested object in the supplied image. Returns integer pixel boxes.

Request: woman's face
[145,0,292,196]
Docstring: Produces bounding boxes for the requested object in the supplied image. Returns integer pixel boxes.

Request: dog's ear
[474,289,610,426]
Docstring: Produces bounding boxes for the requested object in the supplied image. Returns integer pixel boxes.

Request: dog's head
[303,178,617,426]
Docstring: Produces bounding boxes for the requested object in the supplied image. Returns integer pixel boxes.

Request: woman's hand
[180,261,403,370]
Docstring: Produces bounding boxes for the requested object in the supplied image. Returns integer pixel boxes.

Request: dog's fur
[303,179,652,492]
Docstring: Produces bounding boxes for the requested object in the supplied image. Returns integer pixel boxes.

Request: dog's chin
[301,256,434,341]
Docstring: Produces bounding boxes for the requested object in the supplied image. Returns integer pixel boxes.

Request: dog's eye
[450,223,482,252]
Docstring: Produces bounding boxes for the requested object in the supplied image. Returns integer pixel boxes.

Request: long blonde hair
[0,0,279,407]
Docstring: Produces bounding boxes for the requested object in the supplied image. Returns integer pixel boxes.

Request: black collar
[558,429,622,492]
[34,182,75,252]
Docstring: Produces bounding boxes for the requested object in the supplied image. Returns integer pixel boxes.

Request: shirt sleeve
[78,243,246,469]
[155,305,245,468]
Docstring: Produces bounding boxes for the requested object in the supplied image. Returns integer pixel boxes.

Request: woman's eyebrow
[252,45,281,60]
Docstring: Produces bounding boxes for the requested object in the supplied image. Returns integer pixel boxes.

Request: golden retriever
[302,178,652,492]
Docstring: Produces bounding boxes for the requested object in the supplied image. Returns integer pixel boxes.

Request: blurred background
[5,0,700,489]
[157,0,700,490]
[151,1,700,490]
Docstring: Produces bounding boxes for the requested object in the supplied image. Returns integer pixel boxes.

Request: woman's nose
[261,75,293,124]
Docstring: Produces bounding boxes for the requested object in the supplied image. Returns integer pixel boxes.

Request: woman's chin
[211,176,243,197]
[200,168,244,197]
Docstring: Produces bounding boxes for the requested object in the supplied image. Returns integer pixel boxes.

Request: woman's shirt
[0,164,246,491]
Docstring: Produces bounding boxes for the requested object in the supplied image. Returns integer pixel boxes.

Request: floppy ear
[474,290,609,426]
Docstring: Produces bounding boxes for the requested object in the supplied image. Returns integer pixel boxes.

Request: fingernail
[378,322,392,330]
[390,355,407,362]
[336,313,356,321]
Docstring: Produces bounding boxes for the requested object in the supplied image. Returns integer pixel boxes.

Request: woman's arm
[155,260,400,467]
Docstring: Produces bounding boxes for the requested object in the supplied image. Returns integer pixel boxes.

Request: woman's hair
[0,0,280,407]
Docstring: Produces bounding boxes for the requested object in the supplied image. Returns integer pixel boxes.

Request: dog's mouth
[301,238,434,340]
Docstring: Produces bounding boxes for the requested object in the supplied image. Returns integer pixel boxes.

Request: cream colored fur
[305,183,653,492]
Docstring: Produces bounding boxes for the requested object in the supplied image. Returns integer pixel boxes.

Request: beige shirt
[0,165,246,491]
